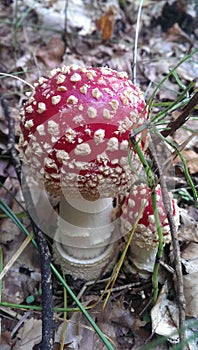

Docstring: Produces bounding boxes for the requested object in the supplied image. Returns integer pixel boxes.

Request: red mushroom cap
[19,65,148,200]
[121,183,179,247]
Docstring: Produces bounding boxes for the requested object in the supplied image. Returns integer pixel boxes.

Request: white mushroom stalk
[19,65,148,280]
[121,183,180,275]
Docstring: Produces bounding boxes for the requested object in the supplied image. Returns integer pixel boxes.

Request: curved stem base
[127,240,158,277]
[53,241,117,280]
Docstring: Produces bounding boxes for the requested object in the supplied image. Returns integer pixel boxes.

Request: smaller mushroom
[120,183,179,274]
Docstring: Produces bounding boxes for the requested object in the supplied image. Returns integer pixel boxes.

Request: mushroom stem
[53,195,119,279]
[128,240,158,274]
[54,195,115,259]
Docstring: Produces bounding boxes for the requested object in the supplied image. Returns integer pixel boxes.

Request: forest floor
[0,1,198,349]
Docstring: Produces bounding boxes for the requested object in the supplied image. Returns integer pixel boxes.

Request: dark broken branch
[161,91,198,137]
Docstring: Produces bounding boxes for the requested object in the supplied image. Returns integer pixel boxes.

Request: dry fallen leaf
[0,330,12,349]
[178,208,198,242]
[151,282,180,343]
[36,37,65,69]
[96,6,117,41]
[165,23,193,46]
[180,150,198,174]
[0,178,23,244]
[183,272,198,318]
[181,242,198,317]
[15,318,42,350]
[54,313,82,348]
[48,0,58,7]
[174,149,198,174]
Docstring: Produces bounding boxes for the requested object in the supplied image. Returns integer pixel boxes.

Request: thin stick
[133,0,144,85]
[161,91,198,137]
[63,0,69,48]
[33,224,54,350]
[149,134,186,347]
[0,232,34,280]
[0,72,34,90]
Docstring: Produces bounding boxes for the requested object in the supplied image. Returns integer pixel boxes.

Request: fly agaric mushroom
[19,64,148,280]
[121,183,179,274]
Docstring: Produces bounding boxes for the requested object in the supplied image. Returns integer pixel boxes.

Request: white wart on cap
[19,65,148,200]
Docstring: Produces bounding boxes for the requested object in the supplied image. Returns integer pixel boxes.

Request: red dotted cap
[19,65,148,200]
[121,184,179,247]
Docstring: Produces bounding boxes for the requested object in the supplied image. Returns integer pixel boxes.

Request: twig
[63,0,69,48]
[11,311,31,338]
[133,0,144,85]
[161,91,198,137]
[0,232,34,280]
[32,224,54,350]
[0,92,54,349]
[149,133,186,348]
[0,72,34,90]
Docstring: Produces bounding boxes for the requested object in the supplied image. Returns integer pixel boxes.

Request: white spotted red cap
[19,65,148,200]
[121,183,179,247]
